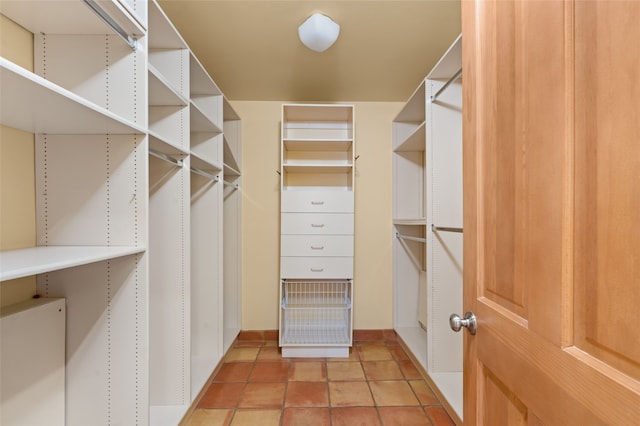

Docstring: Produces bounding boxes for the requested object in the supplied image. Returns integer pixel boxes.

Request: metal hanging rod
[190,166,219,182]
[83,0,137,50]
[223,180,239,190]
[430,67,462,103]
[431,224,463,233]
[149,149,183,167]
[395,232,427,244]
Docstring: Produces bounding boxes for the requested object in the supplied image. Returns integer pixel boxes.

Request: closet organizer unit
[0,0,149,424]
[392,35,463,422]
[1,0,242,424]
[279,104,355,358]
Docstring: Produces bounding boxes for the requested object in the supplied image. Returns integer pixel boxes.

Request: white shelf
[283,104,353,122]
[394,81,426,123]
[190,54,222,96]
[0,0,145,37]
[0,59,146,135]
[393,218,428,226]
[149,65,189,106]
[149,131,189,157]
[148,0,188,49]
[0,246,145,281]
[191,152,223,175]
[284,139,353,152]
[394,122,426,152]
[283,164,352,174]
[190,101,223,133]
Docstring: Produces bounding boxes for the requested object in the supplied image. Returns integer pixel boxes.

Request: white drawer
[281,257,353,279]
[281,213,354,235]
[281,235,353,257]
[281,190,354,213]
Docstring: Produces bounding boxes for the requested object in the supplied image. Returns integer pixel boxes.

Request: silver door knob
[449,311,477,335]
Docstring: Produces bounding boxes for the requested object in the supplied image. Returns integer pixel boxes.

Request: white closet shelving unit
[279,104,355,358]
[0,1,149,425]
[0,1,242,424]
[392,35,463,422]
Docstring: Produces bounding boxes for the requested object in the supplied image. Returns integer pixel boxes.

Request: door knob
[449,311,477,335]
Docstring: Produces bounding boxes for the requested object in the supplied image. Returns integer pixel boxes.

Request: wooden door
[462,0,640,424]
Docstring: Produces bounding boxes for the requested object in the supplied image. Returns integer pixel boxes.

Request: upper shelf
[0,58,146,135]
[283,104,353,123]
[394,81,426,124]
[0,0,146,38]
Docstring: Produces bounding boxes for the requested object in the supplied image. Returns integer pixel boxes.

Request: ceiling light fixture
[298,13,340,53]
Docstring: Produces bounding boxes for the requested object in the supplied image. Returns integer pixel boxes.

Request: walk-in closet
[7,1,636,425]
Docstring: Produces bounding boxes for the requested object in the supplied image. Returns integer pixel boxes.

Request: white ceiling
[158,0,461,102]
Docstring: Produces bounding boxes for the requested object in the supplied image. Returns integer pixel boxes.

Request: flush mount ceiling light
[298,13,340,52]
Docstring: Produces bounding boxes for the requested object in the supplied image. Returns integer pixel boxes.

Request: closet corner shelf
[0,245,145,282]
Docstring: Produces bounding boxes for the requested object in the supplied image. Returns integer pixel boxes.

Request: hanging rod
[395,232,427,244]
[223,180,239,190]
[149,149,183,167]
[431,224,463,233]
[190,166,219,182]
[430,67,462,103]
[83,0,137,50]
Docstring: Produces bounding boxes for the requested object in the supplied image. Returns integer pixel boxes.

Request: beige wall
[0,15,37,307]
[232,101,403,330]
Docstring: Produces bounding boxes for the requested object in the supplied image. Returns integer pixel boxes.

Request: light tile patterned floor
[183,331,455,426]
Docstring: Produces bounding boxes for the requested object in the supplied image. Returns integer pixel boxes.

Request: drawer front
[281,213,354,235]
[281,257,353,279]
[281,235,353,257]
[282,190,354,213]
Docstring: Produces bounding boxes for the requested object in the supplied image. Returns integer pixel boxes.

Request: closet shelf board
[0,246,145,281]
[1,59,145,135]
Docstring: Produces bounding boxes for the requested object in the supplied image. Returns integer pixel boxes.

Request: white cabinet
[392,35,463,422]
[0,1,241,424]
[279,104,354,358]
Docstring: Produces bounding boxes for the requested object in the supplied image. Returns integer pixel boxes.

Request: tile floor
[183,330,455,426]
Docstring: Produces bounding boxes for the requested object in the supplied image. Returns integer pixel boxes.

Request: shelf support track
[431,225,463,234]
[430,67,462,103]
